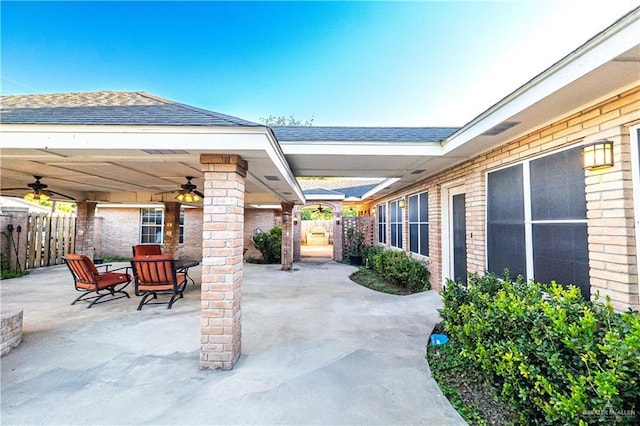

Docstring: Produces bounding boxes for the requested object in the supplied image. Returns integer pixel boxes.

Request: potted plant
[346,226,365,266]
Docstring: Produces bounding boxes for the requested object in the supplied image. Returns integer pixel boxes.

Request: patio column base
[199,154,247,370]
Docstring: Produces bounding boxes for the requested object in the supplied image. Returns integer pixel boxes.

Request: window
[377,204,386,244]
[140,208,186,244]
[389,199,403,248]
[179,210,185,244]
[408,191,429,256]
[141,208,164,244]
[487,146,588,296]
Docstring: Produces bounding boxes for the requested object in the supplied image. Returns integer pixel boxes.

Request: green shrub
[439,272,640,425]
[365,246,430,291]
[252,226,282,264]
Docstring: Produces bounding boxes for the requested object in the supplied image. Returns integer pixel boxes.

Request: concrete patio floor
[1,259,466,425]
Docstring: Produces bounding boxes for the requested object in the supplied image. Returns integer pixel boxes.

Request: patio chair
[130,254,187,311]
[64,254,131,308]
[132,244,162,256]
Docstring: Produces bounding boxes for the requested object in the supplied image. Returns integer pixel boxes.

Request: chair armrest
[95,263,112,271]
[110,265,131,274]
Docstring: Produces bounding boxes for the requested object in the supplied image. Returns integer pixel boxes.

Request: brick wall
[97,208,141,258]
[97,206,204,260]
[244,208,279,261]
[365,86,640,311]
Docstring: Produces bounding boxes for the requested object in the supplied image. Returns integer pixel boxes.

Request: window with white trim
[140,208,185,244]
[408,191,428,256]
[487,145,589,297]
[377,204,386,244]
[141,208,164,244]
[389,199,403,248]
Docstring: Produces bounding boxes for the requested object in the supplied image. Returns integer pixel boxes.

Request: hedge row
[365,246,430,291]
[439,272,640,425]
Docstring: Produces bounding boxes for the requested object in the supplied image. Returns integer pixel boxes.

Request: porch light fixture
[583,140,614,170]
[398,199,406,208]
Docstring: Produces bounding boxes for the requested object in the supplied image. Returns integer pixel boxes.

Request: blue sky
[1,1,637,126]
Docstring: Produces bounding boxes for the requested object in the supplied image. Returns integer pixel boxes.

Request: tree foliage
[260,114,314,126]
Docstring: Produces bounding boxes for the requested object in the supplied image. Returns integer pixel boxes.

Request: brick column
[292,206,301,261]
[281,202,294,270]
[163,202,181,258]
[333,201,343,261]
[199,154,247,370]
[586,133,639,311]
[76,201,97,259]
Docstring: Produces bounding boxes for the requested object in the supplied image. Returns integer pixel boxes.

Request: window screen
[530,146,586,220]
[487,164,526,277]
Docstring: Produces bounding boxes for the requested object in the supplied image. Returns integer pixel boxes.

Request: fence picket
[24,213,76,269]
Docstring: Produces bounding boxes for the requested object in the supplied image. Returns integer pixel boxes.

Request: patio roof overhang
[0,124,306,206]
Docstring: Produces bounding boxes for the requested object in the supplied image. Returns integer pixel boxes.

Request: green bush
[252,226,282,264]
[365,246,430,291]
[439,272,640,425]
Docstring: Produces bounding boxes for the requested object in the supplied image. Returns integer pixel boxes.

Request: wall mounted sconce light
[283,211,291,224]
[583,140,614,170]
[398,199,406,208]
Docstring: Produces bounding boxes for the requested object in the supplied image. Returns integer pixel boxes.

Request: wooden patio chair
[130,254,187,311]
[132,244,162,256]
[64,254,131,308]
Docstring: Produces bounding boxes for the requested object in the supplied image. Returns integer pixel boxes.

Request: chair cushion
[95,272,131,290]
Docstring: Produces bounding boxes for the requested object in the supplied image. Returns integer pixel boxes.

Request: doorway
[442,183,467,286]
[299,204,334,260]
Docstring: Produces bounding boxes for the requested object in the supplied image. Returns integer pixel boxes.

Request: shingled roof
[0,91,259,126]
[271,126,459,142]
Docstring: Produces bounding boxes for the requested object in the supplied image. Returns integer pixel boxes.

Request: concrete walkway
[1,260,466,425]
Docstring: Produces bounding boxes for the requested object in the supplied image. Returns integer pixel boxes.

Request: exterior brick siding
[365,86,640,311]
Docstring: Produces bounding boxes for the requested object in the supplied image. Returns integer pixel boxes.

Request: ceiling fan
[175,176,204,203]
[0,176,74,202]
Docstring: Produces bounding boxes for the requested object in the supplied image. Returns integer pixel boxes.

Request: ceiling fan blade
[0,187,29,191]
[48,190,75,201]
[194,190,204,198]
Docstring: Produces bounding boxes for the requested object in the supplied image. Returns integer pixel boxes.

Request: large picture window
[408,191,429,256]
[487,146,589,297]
[377,204,386,244]
[389,199,403,248]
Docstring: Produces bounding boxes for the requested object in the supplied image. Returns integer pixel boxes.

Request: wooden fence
[26,213,76,269]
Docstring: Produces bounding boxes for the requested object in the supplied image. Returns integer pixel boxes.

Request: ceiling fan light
[175,191,201,203]
[25,192,51,202]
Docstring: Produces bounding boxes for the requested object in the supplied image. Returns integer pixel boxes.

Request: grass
[349,265,413,295]
[1,269,30,280]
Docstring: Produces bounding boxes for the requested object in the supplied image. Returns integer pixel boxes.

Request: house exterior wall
[97,207,141,258]
[366,86,640,312]
[97,207,204,260]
